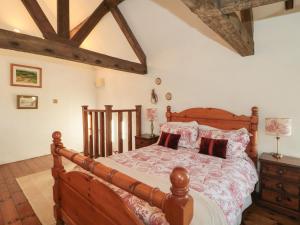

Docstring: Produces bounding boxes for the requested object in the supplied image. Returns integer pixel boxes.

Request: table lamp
[146,108,157,137]
[265,118,292,159]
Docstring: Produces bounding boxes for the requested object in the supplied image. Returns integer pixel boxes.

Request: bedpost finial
[52,131,64,148]
[170,167,189,197]
[167,106,171,112]
[252,106,258,116]
[166,106,171,122]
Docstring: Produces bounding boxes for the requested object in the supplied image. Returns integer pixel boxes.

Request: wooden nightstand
[258,152,300,219]
[135,134,159,149]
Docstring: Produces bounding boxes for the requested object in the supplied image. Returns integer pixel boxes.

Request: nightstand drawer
[259,153,300,218]
[261,189,299,211]
[261,163,300,182]
[135,134,159,149]
[136,139,151,147]
[261,177,299,196]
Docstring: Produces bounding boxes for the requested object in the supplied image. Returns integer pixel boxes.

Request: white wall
[96,0,300,158]
[0,50,97,164]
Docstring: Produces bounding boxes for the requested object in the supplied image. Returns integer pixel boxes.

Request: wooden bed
[51,106,258,225]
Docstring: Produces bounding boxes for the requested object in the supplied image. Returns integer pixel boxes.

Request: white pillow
[197,127,250,159]
[160,121,199,149]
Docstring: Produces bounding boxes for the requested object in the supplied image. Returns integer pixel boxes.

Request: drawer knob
[276,183,283,189]
[276,196,282,202]
[277,169,284,175]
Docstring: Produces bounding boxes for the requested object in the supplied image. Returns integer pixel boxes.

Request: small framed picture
[11,64,42,88]
[17,95,38,109]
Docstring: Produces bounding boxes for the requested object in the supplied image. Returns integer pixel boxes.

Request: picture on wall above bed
[17,95,38,109]
[11,64,42,88]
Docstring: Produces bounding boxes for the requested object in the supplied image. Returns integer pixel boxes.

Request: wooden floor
[0,156,298,225]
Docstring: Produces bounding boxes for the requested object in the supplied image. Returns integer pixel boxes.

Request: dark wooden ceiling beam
[181,0,254,56]
[105,0,146,65]
[21,0,57,40]
[70,0,124,46]
[216,0,286,14]
[57,0,70,39]
[0,29,147,74]
[240,8,253,38]
[285,0,294,10]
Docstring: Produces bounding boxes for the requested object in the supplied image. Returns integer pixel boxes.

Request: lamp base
[272,152,283,159]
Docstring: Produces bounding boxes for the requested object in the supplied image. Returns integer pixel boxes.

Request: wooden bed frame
[51,106,258,225]
[166,106,259,164]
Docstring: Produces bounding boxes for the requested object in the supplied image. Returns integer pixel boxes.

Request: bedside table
[258,152,300,219]
[135,134,159,149]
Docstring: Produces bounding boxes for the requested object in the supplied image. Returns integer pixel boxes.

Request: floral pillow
[197,127,250,159]
[160,121,199,149]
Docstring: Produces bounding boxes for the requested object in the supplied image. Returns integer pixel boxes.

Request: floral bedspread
[75,145,258,225]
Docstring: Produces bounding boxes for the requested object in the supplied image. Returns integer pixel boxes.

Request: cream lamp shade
[265,118,292,137]
[265,118,292,159]
[146,108,157,121]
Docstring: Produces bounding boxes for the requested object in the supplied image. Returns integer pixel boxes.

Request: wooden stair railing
[51,131,194,225]
[82,105,142,158]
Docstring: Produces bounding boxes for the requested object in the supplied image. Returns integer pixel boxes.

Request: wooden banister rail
[82,105,142,158]
[51,131,193,225]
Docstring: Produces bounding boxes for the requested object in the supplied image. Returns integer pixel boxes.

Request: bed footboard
[51,131,193,225]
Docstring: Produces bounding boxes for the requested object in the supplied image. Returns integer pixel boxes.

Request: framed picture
[17,95,38,109]
[11,64,42,88]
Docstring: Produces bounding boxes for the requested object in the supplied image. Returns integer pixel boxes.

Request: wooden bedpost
[51,131,65,225]
[164,167,193,225]
[82,105,89,156]
[166,106,172,122]
[105,105,113,156]
[250,106,259,165]
[135,105,142,136]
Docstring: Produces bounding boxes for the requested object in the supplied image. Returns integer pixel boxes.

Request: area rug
[17,164,74,225]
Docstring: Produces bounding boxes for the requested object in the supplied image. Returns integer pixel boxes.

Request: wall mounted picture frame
[17,95,38,109]
[11,64,42,88]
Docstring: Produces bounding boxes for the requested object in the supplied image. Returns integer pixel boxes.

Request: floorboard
[0,155,298,225]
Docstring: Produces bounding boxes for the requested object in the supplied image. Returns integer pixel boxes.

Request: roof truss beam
[0,29,146,74]
[181,0,254,56]
[21,0,57,40]
[285,0,294,9]
[215,0,287,14]
[105,0,146,65]
[57,0,70,39]
[240,8,253,38]
[6,0,147,74]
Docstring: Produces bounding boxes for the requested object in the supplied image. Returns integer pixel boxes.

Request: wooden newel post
[105,105,113,156]
[135,105,142,136]
[51,131,65,225]
[164,167,193,225]
[82,105,89,156]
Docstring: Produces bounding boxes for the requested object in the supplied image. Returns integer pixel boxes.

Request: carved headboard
[166,106,259,164]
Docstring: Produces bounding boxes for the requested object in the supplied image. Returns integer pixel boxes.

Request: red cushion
[199,137,228,159]
[158,132,181,150]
